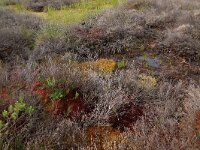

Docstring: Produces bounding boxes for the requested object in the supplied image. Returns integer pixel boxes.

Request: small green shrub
[117,59,128,69]
[50,89,65,101]
[75,91,79,99]
[0,96,34,131]
[46,76,56,87]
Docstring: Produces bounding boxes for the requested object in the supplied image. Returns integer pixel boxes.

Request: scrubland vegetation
[0,0,200,149]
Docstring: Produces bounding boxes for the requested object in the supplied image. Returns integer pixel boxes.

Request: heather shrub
[0,54,199,149]
[0,62,7,86]
[31,23,67,60]
[0,27,37,61]
[1,0,79,11]
[0,8,41,62]
[26,0,79,12]
[32,37,67,61]
[1,0,24,5]
[127,84,200,150]
[158,30,200,61]
[2,0,200,62]
[30,6,151,60]
[49,0,199,61]
[0,8,41,29]
[63,9,152,59]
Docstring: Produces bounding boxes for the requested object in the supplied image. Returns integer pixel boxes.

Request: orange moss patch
[76,59,116,74]
[86,126,137,149]
[96,59,117,73]
[86,126,121,149]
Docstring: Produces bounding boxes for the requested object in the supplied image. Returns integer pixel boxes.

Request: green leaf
[75,91,79,99]
[197,133,200,139]
[15,102,26,112]
[8,105,14,113]
[27,106,34,116]
[11,112,18,120]
[0,120,5,129]
[2,110,8,118]
[18,96,24,103]
[50,89,65,101]
[46,77,56,87]
[117,59,127,69]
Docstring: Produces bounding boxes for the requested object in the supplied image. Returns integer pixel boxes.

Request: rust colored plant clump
[48,89,85,117]
[86,126,122,150]
[32,79,86,118]
[109,102,145,131]
[0,88,13,113]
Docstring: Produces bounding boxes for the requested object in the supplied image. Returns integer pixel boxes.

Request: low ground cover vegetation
[0,0,200,149]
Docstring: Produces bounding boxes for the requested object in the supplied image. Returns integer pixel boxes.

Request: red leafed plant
[32,81,43,91]
[47,89,85,117]
[0,87,11,101]
[32,77,86,119]
[32,81,51,104]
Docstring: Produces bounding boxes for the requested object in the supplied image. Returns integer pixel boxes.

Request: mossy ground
[1,0,123,24]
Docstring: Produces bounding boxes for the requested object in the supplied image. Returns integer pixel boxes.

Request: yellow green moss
[76,59,116,74]
[137,74,157,90]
